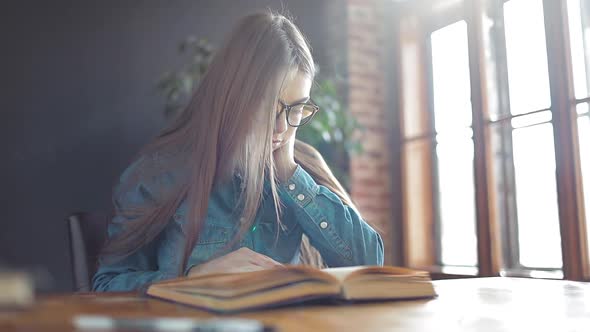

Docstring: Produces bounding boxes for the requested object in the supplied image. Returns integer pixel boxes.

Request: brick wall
[347,0,394,264]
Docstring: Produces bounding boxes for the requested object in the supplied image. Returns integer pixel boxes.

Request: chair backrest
[67,212,110,292]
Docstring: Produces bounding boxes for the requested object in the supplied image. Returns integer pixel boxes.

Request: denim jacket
[92,155,384,291]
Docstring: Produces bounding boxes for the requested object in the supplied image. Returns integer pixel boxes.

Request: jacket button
[320,221,328,229]
[288,183,296,191]
[297,194,305,201]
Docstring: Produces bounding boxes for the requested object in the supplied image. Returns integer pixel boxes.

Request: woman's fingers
[188,247,283,276]
[250,257,281,268]
[238,247,283,267]
[256,254,283,267]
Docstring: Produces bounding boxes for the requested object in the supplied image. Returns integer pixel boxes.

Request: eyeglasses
[276,99,320,127]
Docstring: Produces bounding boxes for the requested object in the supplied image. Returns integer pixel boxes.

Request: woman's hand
[273,137,298,182]
[187,247,283,276]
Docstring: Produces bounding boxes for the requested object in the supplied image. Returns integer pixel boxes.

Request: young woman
[93,11,383,292]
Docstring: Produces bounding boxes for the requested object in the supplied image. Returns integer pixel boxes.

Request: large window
[397,0,590,280]
[502,0,562,270]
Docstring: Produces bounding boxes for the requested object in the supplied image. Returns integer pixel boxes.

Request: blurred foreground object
[0,270,34,308]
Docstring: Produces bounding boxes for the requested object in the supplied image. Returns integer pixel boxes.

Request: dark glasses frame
[277,99,320,127]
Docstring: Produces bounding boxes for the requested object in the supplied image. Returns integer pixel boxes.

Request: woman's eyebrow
[286,96,310,104]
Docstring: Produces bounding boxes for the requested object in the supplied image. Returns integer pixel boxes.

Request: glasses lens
[287,104,316,126]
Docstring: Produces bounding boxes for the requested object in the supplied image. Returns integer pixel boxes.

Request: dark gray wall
[0,0,346,291]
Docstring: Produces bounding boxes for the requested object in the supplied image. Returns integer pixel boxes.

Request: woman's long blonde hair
[101,11,356,271]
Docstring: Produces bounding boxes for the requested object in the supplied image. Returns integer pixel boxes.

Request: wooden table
[1,277,589,331]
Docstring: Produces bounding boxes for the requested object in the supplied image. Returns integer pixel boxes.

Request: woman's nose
[274,112,288,134]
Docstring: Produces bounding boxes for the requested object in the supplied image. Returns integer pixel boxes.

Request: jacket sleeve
[279,165,384,267]
[92,158,177,292]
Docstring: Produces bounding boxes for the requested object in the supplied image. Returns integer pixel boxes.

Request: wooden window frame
[385,0,590,281]
[543,0,589,280]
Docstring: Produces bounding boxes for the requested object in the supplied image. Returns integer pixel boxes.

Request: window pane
[504,0,551,114]
[512,123,563,268]
[578,102,590,115]
[578,115,590,261]
[431,20,472,133]
[567,0,590,99]
[430,21,477,267]
[436,131,478,266]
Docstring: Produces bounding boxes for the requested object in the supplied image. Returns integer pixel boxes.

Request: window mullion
[466,0,501,277]
[543,0,589,281]
[489,0,521,272]
[382,0,405,267]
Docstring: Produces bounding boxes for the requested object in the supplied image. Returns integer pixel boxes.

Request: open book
[145,266,437,313]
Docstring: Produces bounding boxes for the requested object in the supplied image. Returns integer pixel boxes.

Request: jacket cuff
[279,165,319,208]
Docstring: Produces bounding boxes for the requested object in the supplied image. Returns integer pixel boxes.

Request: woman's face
[272,71,312,151]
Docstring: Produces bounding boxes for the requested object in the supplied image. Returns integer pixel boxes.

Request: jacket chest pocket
[187,222,234,267]
[196,224,232,245]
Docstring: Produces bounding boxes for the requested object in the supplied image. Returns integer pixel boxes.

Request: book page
[323,266,431,283]
[324,267,436,301]
[321,266,368,282]
[151,266,339,298]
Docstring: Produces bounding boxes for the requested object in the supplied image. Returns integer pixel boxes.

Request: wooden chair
[67,212,110,292]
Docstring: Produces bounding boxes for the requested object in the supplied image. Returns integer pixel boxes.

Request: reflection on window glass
[431,20,472,133]
[431,21,477,266]
[567,0,590,99]
[578,115,590,260]
[512,122,562,268]
[504,0,551,114]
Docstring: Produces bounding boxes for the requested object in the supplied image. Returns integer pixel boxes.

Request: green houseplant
[156,37,363,189]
